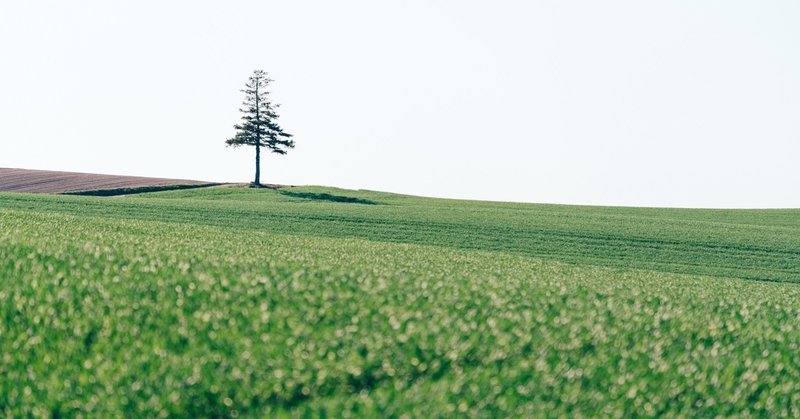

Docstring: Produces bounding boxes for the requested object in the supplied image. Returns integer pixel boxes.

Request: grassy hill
[2,186,800,416]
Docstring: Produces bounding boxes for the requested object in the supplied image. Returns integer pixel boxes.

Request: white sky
[1,1,798,208]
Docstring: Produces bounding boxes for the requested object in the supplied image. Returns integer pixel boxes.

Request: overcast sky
[1,1,798,208]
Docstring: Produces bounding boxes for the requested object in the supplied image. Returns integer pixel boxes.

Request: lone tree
[226,70,294,186]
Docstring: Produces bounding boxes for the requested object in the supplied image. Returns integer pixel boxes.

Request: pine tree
[226,70,294,186]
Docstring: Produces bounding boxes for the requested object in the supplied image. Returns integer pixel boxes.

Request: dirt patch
[0,168,215,194]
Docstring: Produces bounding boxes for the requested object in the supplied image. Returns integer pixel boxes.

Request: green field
[2,186,800,416]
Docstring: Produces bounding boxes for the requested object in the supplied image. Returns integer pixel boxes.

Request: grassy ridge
[1,186,799,282]
[2,186,800,416]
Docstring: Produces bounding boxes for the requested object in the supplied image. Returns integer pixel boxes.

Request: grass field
[2,186,800,416]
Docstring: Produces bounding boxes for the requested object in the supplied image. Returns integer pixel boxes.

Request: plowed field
[0,168,211,193]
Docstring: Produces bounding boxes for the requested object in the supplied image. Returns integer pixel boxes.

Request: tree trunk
[254,144,261,185]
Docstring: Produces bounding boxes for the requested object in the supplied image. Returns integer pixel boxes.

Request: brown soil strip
[0,168,215,194]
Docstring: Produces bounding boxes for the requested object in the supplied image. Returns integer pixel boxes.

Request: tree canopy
[226,70,294,185]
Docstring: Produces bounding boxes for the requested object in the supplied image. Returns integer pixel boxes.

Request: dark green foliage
[278,190,379,205]
[226,70,294,185]
[62,183,220,197]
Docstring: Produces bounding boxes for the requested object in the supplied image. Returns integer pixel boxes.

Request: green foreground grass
[2,186,800,416]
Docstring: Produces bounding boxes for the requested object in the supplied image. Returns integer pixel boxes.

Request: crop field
[2,186,800,416]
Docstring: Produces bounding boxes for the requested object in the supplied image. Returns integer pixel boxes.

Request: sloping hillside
[2,185,800,416]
